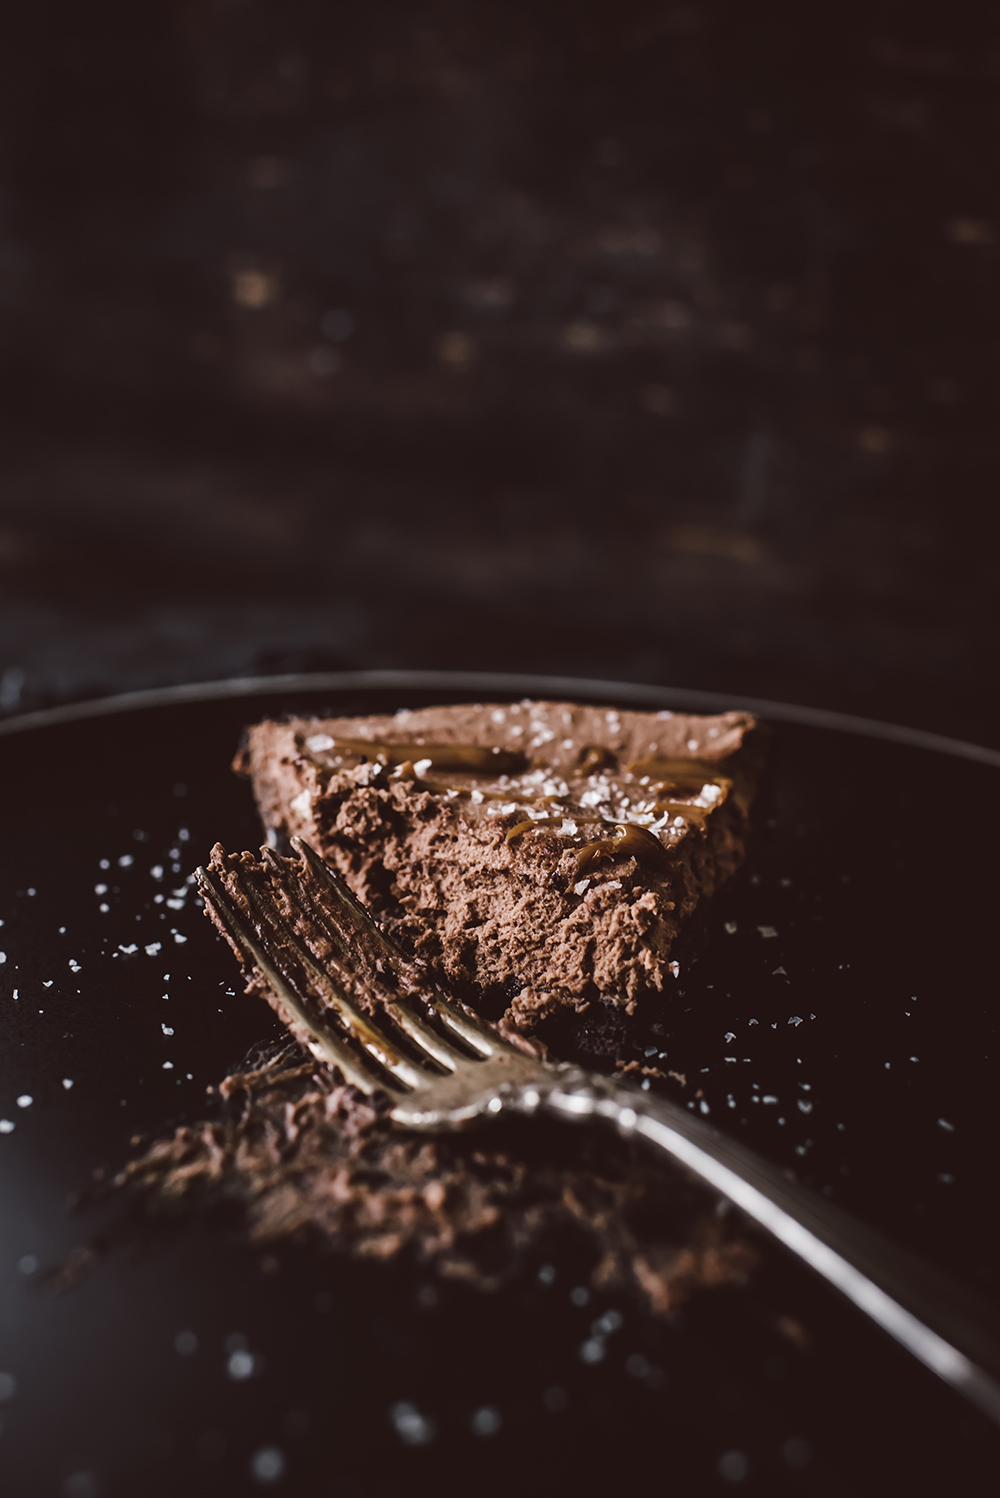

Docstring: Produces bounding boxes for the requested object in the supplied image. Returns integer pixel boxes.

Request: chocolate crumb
[108,1040,757,1312]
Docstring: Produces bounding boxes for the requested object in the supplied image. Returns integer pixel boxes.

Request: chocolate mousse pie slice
[235,700,763,1039]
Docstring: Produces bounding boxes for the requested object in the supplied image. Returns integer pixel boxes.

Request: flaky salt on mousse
[235,700,762,1040]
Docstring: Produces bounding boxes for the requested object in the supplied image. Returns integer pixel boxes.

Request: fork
[196,835,1000,1426]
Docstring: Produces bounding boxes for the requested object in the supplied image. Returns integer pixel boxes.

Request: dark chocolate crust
[237,700,762,1033]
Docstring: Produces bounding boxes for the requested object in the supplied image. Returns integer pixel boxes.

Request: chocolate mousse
[112,1038,757,1312]
[93,698,764,1314]
[236,700,762,1040]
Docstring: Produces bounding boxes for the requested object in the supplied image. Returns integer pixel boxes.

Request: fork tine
[424,993,508,1058]
[270,849,465,1074]
[196,865,386,1096]
[291,835,403,963]
[290,837,516,1059]
[382,997,464,1072]
[232,864,432,1092]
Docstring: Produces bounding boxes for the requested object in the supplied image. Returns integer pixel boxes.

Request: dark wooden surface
[0,1,997,741]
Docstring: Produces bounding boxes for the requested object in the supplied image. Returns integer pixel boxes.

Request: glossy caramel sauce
[652,800,709,826]
[574,823,671,875]
[504,815,567,843]
[576,745,618,775]
[305,733,732,878]
[306,736,528,776]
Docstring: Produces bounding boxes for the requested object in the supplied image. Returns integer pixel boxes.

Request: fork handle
[542,1073,1000,1425]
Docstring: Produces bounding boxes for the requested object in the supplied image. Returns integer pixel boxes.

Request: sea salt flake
[773,966,787,976]
[414,758,433,776]
[788,1015,803,1026]
[172,932,188,944]
[162,1024,174,1036]
[797,1100,813,1114]
[724,921,737,934]
[62,1078,73,1089]
[0,1121,13,1134]
[574,879,590,895]
[118,944,138,955]
[145,943,162,956]
[758,925,778,939]
[290,789,312,817]
[724,1031,736,1042]
[68,959,81,972]
[938,1118,955,1132]
[668,961,680,978]
[305,733,335,752]
[16,1095,32,1108]
[560,819,578,835]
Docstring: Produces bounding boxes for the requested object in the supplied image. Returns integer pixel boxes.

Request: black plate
[1,672,998,1498]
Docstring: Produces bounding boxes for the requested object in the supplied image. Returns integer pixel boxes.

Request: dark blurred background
[0,0,998,739]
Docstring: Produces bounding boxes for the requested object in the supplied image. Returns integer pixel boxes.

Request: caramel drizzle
[576,745,617,775]
[311,737,730,876]
[505,817,673,876]
[306,736,528,776]
[651,800,708,826]
[392,763,567,810]
[504,752,734,873]
[574,823,671,875]
[504,814,568,843]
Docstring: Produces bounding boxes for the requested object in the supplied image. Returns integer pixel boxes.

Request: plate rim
[0,667,998,770]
